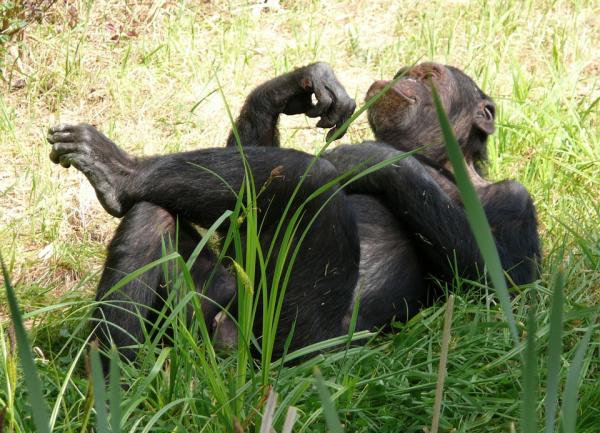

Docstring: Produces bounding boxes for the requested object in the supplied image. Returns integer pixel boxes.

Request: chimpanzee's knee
[485,180,535,217]
[93,202,235,370]
[483,180,541,285]
[92,203,178,365]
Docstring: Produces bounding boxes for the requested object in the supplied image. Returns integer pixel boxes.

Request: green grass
[1,1,599,432]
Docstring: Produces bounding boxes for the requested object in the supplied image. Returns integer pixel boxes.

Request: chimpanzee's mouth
[366,79,418,105]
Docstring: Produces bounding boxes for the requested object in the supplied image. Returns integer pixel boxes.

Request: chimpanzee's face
[366,62,496,165]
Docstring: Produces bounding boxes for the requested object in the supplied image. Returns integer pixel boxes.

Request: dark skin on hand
[48,62,540,369]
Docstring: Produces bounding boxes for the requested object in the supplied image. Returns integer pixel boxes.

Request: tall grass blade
[260,389,278,433]
[99,252,180,300]
[431,295,455,433]
[561,318,595,433]
[109,348,121,433]
[544,272,564,433]
[168,254,235,426]
[140,398,188,433]
[431,86,520,349]
[314,368,344,433]
[253,70,418,377]
[1,253,51,433]
[271,331,373,366]
[90,342,109,433]
[521,297,538,433]
[184,210,232,269]
[215,71,262,406]
[121,348,171,421]
[49,329,95,431]
[282,406,298,433]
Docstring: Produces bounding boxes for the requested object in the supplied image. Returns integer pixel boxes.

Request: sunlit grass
[1,0,598,431]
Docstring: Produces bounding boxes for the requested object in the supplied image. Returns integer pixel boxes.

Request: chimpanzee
[47,62,540,365]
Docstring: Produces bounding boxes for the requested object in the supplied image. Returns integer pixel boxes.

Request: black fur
[48,62,540,365]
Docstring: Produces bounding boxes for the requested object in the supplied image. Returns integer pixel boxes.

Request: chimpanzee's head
[366,62,496,166]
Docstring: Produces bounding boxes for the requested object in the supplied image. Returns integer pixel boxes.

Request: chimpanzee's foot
[212,311,238,352]
[48,123,134,217]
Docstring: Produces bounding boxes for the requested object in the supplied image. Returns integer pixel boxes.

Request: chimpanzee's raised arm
[226,62,356,147]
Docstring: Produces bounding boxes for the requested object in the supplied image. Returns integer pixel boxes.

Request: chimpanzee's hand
[283,63,356,141]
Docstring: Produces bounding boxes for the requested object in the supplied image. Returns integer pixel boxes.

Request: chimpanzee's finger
[326,110,354,142]
[326,123,347,142]
[316,115,336,128]
[47,131,78,144]
[324,77,356,124]
[321,92,356,140]
[59,154,73,168]
[50,142,83,164]
[306,84,332,118]
[49,149,60,164]
[49,124,76,134]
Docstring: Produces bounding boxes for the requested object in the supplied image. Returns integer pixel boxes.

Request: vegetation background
[0,0,598,432]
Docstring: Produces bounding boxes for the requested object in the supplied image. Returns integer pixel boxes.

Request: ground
[0,1,598,432]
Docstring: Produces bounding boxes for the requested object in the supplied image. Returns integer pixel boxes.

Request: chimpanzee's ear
[473,100,495,135]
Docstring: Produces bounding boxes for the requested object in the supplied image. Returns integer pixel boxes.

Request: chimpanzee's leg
[324,141,540,285]
[123,150,359,353]
[92,202,235,369]
[478,180,541,285]
[49,124,360,356]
